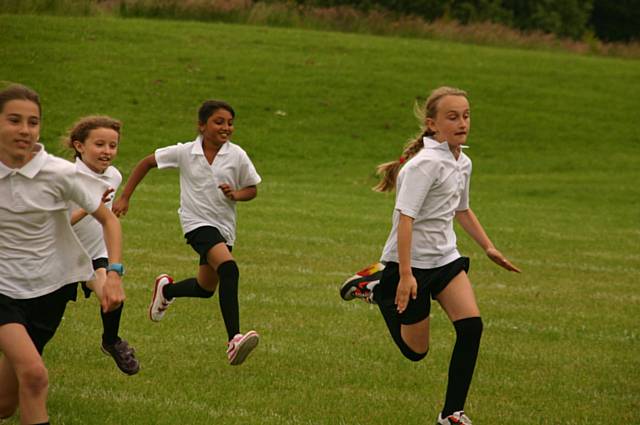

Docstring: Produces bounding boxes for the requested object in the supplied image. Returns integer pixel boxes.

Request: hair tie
[398,156,406,164]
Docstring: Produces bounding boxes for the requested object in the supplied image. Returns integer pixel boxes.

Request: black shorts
[0,283,78,354]
[81,257,108,299]
[373,257,470,325]
[185,226,232,266]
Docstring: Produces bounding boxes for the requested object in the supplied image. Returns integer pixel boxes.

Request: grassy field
[1,14,639,425]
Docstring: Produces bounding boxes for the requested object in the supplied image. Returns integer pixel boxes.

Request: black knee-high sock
[101,303,123,345]
[217,260,240,341]
[442,317,483,417]
[163,277,214,300]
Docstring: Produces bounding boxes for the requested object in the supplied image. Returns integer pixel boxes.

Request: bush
[291,0,594,40]
[590,0,640,42]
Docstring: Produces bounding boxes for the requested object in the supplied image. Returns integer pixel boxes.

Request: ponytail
[373,86,467,193]
[373,133,426,192]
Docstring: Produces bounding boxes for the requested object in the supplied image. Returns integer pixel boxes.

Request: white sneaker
[437,411,473,425]
[149,274,174,322]
[226,331,259,366]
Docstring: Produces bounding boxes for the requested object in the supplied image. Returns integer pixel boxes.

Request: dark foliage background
[289,0,639,41]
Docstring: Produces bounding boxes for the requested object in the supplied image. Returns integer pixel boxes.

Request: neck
[449,143,461,159]
[201,137,224,151]
[0,149,35,169]
[433,135,461,159]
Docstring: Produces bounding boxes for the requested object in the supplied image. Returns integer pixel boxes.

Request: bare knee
[0,362,48,419]
[0,364,19,418]
[401,321,430,355]
[18,362,49,399]
[404,336,429,355]
[0,400,17,420]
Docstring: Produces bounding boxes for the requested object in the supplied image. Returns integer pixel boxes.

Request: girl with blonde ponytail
[341,86,520,425]
[374,87,467,192]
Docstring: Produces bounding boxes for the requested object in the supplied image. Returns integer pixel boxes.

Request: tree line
[289,0,639,42]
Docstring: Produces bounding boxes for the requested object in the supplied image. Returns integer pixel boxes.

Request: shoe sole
[229,331,259,366]
[149,274,171,322]
[340,274,364,300]
[340,263,385,301]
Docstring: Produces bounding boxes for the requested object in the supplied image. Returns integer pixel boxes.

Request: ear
[426,117,437,134]
[72,140,84,153]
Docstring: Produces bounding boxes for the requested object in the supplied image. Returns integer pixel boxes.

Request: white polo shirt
[71,158,122,260]
[154,136,261,245]
[380,137,472,269]
[0,144,105,299]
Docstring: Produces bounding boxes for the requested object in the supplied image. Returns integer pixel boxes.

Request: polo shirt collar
[422,136,445,150]
[0,143,47,179]
[190,135,230,156]
[422,137,470,151]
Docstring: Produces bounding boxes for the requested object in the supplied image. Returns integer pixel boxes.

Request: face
[426,95,470,147]
[0,99,40,168]
[73,127,119,174]
[199,108,234,146]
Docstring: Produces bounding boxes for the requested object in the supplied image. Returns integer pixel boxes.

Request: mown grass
[1,14,639,424]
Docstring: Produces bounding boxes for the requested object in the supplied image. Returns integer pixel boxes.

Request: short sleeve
[238,151,261,188]
[155,144,181,169]
[68,171,107,214]
[395,161,437,218]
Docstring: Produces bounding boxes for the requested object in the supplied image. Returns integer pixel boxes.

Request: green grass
[1,14,639,424]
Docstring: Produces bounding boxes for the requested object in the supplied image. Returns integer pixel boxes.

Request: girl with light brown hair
[64,115,139,376]
[341,86,520,425]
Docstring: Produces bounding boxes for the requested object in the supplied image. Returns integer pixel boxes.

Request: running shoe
[340,262,385,304]
[437,411,473,425]
[227,331,260,366]
[101,339,140,376]
[149,274,174,322]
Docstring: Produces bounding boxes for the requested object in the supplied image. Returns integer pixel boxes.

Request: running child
[113,100,260,366]
[64,116,139,376]
[340,87,520,425]
[0,84,125,424]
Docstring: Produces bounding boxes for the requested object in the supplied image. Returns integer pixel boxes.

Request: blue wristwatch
[106,263,125,276]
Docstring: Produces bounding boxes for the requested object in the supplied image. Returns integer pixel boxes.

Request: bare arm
[395,213,418,313]
[112,154,157,217]
[70,209,88,226]
[455,208,521,273]
[91,203,125,312]
[218,184,257,201]
[70,188,115,225]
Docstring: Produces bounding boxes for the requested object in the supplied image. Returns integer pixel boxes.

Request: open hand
[486,247,521,272]
[395,275,418,313]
